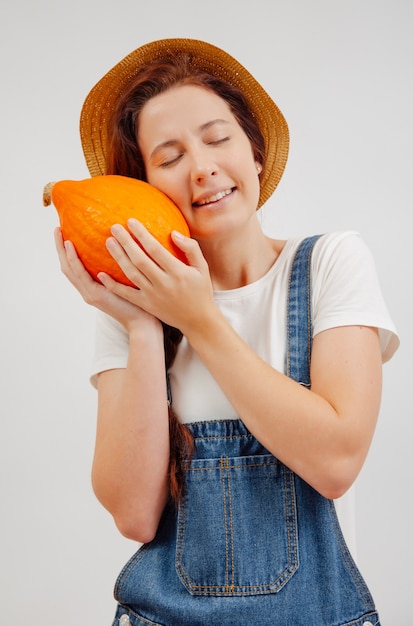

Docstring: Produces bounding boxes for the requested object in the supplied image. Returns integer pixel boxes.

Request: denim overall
[112,236,380,626]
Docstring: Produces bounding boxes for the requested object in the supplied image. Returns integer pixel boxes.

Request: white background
[1,1,411,624]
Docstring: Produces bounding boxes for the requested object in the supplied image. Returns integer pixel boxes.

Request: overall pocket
[176,453,299,596]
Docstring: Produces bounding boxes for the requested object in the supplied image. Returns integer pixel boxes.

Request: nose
[190,149,218,184]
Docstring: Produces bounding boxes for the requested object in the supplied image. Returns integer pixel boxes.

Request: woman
[55,38,399,626]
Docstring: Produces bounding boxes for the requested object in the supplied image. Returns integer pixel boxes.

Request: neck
[198,220,282,291]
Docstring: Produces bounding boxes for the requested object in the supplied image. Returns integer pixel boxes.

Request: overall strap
[286,235,322,387]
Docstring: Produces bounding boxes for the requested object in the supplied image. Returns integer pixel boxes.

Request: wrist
[128,315,164,345]
[183,304,226,350]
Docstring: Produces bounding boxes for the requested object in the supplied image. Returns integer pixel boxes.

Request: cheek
[146,172,185,207]
[239,161,261,204]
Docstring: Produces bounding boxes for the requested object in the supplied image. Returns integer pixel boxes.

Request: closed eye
[208,136,230,146]
[160,154,183,168]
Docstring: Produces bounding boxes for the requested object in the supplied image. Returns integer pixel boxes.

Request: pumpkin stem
[43,182,55,207]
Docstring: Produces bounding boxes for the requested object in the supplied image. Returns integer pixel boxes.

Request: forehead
[138,84,235,135]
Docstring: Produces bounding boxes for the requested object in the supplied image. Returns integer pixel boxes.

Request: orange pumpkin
[43,175,190,286]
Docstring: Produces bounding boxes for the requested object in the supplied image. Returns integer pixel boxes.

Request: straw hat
[80,38,289,208]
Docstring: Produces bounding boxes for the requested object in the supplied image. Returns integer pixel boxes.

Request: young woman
[55,38,399,626]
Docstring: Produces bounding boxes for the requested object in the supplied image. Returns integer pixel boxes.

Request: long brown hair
[105,53,266,503]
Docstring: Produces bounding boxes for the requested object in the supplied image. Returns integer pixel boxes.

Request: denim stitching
[175,490,190,591]
[219,457,230,592]
[176,455,299,595]
[306,239,313,380]
[186,461,278,471]
[327,499,375,609]
[115,543,152,599]
[286,235,321,386]
[192,434,253,442]
[340,611,379,626]
[285,467,299,578]
[118,604,164,626]
[225,456,235,593]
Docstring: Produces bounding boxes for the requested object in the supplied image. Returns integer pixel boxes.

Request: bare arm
[100,221,383,500]
[182,315,382,499]
[55,228,170,542]
[93,321,170,543]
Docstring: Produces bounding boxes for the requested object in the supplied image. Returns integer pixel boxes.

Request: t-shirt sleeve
[311,231,399,362]
[90,311,130,388]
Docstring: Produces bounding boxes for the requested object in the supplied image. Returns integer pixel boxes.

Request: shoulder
[310,230,374,274]
[307,231,399,361]
[312,230,376,280]
[275,230,373,298]
[308,229,377,292]
[276,230,369,272]
[312,229,366,255]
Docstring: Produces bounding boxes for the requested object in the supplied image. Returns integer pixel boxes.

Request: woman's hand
[54,227,157,332]
[98,218,217,334]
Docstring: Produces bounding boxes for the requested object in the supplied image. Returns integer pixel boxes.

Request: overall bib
[112,236,380,626]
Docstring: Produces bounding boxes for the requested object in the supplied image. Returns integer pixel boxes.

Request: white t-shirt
[90,231,400,557]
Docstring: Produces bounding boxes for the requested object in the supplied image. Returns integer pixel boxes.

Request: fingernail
[106,237,117,249]
[172,230,186,240]
[111,224,122,236]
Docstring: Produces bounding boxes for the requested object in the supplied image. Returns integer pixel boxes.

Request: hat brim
[80,38,289,208]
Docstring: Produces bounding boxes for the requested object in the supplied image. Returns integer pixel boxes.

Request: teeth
[196,189,232,206]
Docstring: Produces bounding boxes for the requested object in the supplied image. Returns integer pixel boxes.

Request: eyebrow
[149,118,230,160]
[200,118,229,131]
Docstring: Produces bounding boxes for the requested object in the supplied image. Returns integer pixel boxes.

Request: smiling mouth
[192,188,235,207]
